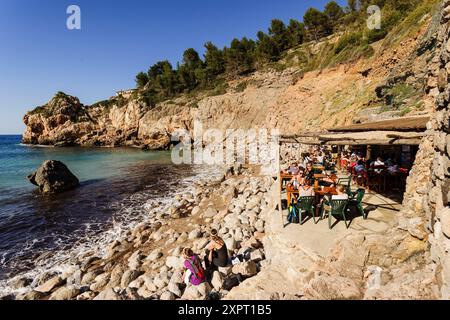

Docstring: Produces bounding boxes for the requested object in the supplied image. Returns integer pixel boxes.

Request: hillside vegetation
[132,0,436,107]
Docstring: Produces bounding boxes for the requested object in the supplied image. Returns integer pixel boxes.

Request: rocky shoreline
[1,164,275,300]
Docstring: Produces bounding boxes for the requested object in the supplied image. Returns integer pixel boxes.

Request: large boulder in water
[27,160,79,193]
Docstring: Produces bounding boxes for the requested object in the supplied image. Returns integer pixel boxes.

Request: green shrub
[334,32,363,54]
[367,29,389,43]
[235,81,248,93]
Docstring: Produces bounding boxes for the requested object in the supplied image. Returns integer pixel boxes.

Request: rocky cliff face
[22,4,440,149]
[399,0,450,298]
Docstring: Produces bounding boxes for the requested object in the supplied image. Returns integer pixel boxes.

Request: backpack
[287,199,299,224]
[186,255,205,282]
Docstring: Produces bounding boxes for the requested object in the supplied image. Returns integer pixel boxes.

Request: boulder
[8,276,32,289]
[89,273,111,292]
[27,160,79,193]
[188,229,202,240]
[197,282,212,297]
[167,282,182,297]
[225,238,237,252]
[76,291,96,300]
[121,270,142,288]
[250,249,265,262]
[203,207,218,218]
[211,271,224,291]
[128,250,143,270]
[180,285,201,300]
[160,291,176,300]
[35,276,64,293]
[166,256,184,269]
[232,261,258,277]
[94,288,123,300]
[49,285,80,300]
[146,249,163,261]
[16,290,45,300]
[169,270,184,285]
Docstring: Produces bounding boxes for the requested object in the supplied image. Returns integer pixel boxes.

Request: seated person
[204,229,229,271]
[303,154,313,167]
[319,185,348,213]
[354,160,366,175]
[316,152,325,165]
[373,157,385,174]
[304,163,314,180]
[388,164,400,174]
[319,173,336,187]
[331,185,349,200]
[298,179,315,197]
[288,172,305,190]
[286,162,300,175]
[182,248,206,286]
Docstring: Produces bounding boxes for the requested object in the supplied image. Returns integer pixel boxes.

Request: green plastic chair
[296,196,316,224]
[321,199,349,229]
[338,174,353,194]
[349,188,366,219]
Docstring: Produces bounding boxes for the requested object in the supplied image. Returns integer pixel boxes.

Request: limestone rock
[160,291,176,300]
[211,271,224,291]
[232,261,258,277]
[35,276,64,293]
[27,160,79,193]
[441,207,450,238]
[49,285,80,300]
[94,288,123,300]
[121,270,142,288]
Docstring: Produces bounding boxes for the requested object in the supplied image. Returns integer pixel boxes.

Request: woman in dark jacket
[204,229,228,271]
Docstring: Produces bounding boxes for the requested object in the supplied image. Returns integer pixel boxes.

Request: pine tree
[286,19,306,48]
[136,72,149,88]
[303,8,332,41]
[324,1,344,32]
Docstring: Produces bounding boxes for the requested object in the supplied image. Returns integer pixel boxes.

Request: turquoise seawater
[0,135,216,287]
[0,135,171,197]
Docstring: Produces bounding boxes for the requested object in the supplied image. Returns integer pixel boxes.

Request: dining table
[280,172,293,191]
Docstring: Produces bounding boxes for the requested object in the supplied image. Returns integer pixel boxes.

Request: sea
[0,135,221,294]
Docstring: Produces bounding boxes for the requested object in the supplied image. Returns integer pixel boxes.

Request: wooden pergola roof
[279,116,430,146]
[328,116,429,132]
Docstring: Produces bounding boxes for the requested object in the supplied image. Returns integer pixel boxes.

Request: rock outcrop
[28,160,79,193]
[398,0,450,298]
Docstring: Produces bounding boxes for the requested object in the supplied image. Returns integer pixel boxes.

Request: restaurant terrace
[277,116,429,231]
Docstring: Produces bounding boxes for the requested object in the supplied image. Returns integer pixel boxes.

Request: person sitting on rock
[204,229,229,271]
[182,247,206,286]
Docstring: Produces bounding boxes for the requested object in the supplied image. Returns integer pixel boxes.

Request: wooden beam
[386,133,425,139]
[323,139,422,146]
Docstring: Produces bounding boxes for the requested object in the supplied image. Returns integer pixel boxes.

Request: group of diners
[280,146,369,227]
[340,151,404,175]
[339,150,408,190]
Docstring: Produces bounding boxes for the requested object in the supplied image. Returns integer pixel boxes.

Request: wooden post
[337,145,342,170]
[366,145,372,161]
[277,141,284,228]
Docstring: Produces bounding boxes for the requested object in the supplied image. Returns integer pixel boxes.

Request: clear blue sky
[0,0,347,134]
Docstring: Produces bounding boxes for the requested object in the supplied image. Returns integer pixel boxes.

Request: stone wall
[400,0,450,299]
